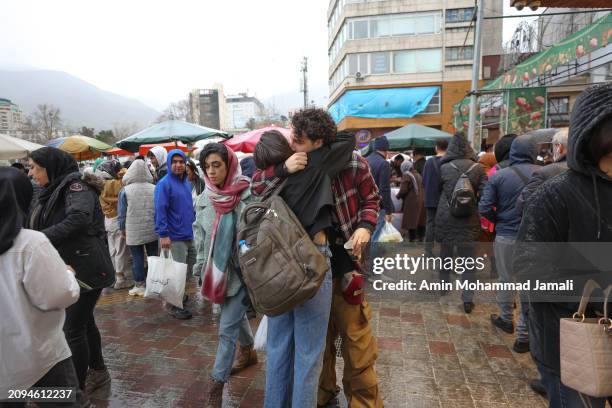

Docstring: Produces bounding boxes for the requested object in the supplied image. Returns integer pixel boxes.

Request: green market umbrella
[116,120,230,152]
[361,123,452,155]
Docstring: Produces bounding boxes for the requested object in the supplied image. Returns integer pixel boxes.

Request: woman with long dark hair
[28,147,115,399]
[193,143,257,407]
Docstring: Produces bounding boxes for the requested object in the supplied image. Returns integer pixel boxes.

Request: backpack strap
[509,166,529,186]
[271,179,288,197]
[450,161,478,175]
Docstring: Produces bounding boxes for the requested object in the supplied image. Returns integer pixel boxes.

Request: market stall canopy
[360,124,452,156]
[116,120,230,152]
[328,86,440,124]
[138,142,191,157]
[106,147,133,156]
[46,135,112,161]
[223,125,291,153]
[0,134,45,160]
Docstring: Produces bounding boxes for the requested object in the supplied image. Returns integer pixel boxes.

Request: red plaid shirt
[251,152,380,241]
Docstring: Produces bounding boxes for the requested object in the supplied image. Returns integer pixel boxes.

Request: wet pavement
[92,282,547,407]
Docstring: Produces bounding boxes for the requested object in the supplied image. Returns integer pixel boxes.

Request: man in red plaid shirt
[252,144,383,407]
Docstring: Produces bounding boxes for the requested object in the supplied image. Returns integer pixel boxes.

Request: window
[394,49,442,73]
[421,89,441,114]
[445,46,474,61]
[446,8,474,23]
[371,52,390,74]
[347,11,441,40]
[548,97,569,114]
[348,53,369,74]
[353,20,369,39]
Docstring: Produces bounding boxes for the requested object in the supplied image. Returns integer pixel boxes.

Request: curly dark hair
[291,108,337,145]
[199,143,229,174]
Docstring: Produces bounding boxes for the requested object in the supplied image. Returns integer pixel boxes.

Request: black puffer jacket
[514,84,612,374]
[435,132,487,243]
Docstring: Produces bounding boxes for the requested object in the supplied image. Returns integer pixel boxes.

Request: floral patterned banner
[501,87,547,135]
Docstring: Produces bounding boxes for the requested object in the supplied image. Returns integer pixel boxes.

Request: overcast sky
[2,0,539,112]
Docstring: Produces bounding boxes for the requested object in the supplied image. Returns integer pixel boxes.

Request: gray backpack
[448,162,479,218]
[237,181,329,316]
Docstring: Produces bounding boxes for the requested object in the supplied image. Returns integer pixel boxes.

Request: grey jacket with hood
[514,84,612,374]
[120,160,158,246]
[435,132,488,243]
[479,137,539,237]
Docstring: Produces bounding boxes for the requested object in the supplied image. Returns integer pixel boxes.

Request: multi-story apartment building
[188,85,228,131]
[326,0,503,138]
[0,98,23,138]
[225,93,266,132]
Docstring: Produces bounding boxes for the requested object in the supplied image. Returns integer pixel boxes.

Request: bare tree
[113,122,141,141]
[156,99,192,123]
[21,115,43,143]
[33,104,62,142]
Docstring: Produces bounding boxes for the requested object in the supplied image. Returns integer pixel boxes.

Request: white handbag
[144,250,188,308]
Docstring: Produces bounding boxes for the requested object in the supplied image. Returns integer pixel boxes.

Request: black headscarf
[0,168,33,255]
[30,147,79,203]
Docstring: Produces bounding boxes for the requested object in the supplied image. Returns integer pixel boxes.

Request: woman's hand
[284,153,307,174]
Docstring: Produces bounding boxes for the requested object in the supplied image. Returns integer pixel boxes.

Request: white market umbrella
[0,134,45,160]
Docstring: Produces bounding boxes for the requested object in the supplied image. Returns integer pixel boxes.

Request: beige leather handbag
[560,280,612,398]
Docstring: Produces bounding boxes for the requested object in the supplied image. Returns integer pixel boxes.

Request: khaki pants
[318,279,383,408]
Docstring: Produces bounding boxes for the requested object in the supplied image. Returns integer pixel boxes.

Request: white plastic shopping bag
[378,221,403,243]
[254,315,268,351]
[144,250,188,308]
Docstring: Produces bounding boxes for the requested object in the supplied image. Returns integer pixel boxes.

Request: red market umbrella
[139,142,191,157]
[223,125,291,153]
[107,147,133,156]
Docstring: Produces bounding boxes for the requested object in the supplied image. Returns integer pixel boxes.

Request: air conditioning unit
[355,71,364,81]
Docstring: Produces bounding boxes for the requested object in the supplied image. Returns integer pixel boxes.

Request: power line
[484,9,611,20]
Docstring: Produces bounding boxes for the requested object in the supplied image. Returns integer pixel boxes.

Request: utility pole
[467,0,485,151]
[300,57,309,108]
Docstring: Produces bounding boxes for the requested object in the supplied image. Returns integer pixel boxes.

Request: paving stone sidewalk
[91,280,548,408]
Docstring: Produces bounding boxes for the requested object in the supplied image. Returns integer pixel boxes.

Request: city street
[91,283,547,408]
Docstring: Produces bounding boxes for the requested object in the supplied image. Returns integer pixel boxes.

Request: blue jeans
[494,235,529,342]
[537,361,612,408]
[210,286,254,383]
[264,246,333,408]
[128,241,159,283]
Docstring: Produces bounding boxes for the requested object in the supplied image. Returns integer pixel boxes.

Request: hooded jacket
[150,146,168,182]
[118,160,158,246]
[514,84,612,374]
[478,137,540,237]
[154,149,195,241]
[435,133,487,243]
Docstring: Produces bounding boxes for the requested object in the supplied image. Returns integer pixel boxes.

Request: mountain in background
[0,70,159,130]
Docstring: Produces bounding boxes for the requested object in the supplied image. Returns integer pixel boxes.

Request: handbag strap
[574,279,601,320]
[600,285,612,331]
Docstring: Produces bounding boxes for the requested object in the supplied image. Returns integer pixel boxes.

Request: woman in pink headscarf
[192,143,257,407]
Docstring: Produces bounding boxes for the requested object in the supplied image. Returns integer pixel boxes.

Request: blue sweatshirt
[154,149,195,241]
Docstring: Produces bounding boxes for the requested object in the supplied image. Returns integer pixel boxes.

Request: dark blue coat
[422,156,443,208]
[478,137,539,237]
[367,151,393,214]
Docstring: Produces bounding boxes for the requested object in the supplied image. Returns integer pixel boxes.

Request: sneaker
[491,314,514,334]
[167,305,192,320]
[85,367,111,395]
[113,277,134,290]
[128,285,146,297]
[513,340,530,353]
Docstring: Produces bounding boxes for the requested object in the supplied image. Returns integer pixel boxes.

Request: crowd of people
[0,84,610,408]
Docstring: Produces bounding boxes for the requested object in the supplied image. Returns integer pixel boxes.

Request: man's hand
[350,228,371,261]
[284,153,307,174]
[160,237,172,249]
[385,213,393,223]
